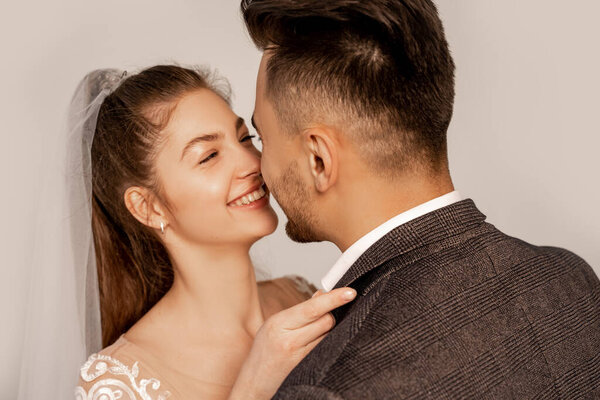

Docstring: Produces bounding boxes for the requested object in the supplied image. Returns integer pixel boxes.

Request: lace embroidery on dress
[284,274,317,298]
[75,353,171,400]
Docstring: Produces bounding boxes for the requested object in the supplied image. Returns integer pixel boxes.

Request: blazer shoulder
[538,245,599,286]
[274,384,345,399]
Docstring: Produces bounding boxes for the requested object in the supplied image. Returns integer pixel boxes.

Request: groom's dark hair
[242,0,455,176]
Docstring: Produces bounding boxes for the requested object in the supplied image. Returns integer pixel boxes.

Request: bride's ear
[123,186,167,231]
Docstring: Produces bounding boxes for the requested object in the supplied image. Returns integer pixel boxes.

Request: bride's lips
[228,182,262,204]
[229,191,269,210]
[227,182,270,209]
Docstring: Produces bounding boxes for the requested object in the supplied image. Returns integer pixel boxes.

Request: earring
[160,221,165,235]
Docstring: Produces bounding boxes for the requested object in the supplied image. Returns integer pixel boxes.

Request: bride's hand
[228,287,357,400]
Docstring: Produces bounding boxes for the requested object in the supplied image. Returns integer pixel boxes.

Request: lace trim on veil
[75,353,171,400]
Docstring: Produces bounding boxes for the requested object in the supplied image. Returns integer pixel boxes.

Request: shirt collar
[321,191,463,291]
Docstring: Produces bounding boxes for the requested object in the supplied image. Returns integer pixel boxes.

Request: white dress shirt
[321,191,463,291]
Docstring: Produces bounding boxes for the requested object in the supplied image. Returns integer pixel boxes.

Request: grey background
[1,1,598,397]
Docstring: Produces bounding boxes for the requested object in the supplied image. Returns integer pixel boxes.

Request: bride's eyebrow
[180,133,222,161]
[180,118,246,161]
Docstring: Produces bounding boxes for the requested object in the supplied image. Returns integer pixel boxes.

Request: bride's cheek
[183,178,229,226]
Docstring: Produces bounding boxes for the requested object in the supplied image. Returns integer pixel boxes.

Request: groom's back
[274,200,600,399]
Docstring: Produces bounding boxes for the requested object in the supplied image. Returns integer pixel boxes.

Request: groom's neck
[325,171,455,252]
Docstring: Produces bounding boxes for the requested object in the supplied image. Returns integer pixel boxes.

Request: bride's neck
[158,241,265,341]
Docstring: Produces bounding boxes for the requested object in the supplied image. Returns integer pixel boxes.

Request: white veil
[17,70,126,399]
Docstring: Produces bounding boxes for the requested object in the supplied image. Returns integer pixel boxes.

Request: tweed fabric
[273,199,600,399]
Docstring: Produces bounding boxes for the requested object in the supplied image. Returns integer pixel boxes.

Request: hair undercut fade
[242,0,455,176]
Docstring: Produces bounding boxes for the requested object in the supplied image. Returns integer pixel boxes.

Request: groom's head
[243,0,455,243]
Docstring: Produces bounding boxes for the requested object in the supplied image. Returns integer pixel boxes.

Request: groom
[242,0,600,398]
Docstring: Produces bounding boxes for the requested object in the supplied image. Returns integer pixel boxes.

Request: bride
[72,65,356,399]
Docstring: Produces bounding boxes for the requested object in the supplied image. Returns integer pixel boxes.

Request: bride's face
[154,88,278,246]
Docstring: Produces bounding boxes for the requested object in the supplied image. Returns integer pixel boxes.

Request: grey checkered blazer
[273,199,600,399]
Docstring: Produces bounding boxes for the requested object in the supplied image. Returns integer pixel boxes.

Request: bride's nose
[234,143,261,180]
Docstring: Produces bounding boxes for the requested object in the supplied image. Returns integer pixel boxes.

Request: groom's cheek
[259,153,274,188]
[260,146,284,191]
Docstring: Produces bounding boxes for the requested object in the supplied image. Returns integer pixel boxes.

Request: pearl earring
[160,221,165,235]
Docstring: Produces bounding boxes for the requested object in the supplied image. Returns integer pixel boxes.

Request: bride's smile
[227,182,269,208]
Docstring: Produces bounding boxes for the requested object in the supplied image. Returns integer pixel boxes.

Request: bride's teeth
[230,186,268,207]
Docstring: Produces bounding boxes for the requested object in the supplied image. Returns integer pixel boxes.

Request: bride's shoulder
[259,274,318,304]
[75,336,172,400]
[280,274,319,300]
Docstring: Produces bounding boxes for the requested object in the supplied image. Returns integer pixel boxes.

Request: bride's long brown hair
[91,65,229,347]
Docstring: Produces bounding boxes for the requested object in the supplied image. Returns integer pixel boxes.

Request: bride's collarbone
[117,277,308,384]
[128,336,249,386]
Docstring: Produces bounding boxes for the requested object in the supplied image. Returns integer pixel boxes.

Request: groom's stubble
[268,161,322,243]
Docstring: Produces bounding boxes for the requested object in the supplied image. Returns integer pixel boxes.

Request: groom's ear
[302,126,339,193]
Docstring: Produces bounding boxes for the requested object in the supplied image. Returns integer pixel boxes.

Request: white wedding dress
[75,275,316,399]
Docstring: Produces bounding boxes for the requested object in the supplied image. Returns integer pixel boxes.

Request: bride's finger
[295,312,337,345]
[302,331,329,356]
[280,287,356,330]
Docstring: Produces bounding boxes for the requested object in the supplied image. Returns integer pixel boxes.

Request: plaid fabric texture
[273,199,600,399]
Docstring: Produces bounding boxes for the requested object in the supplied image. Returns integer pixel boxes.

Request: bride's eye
[199,152,218,165]
[240,134,256,143]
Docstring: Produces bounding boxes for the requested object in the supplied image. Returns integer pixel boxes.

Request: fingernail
[343,289,357,300]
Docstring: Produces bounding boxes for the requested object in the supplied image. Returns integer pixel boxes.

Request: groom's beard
[269,161,322,243]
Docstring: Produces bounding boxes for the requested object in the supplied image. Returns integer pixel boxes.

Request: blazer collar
[332,199,487,291]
